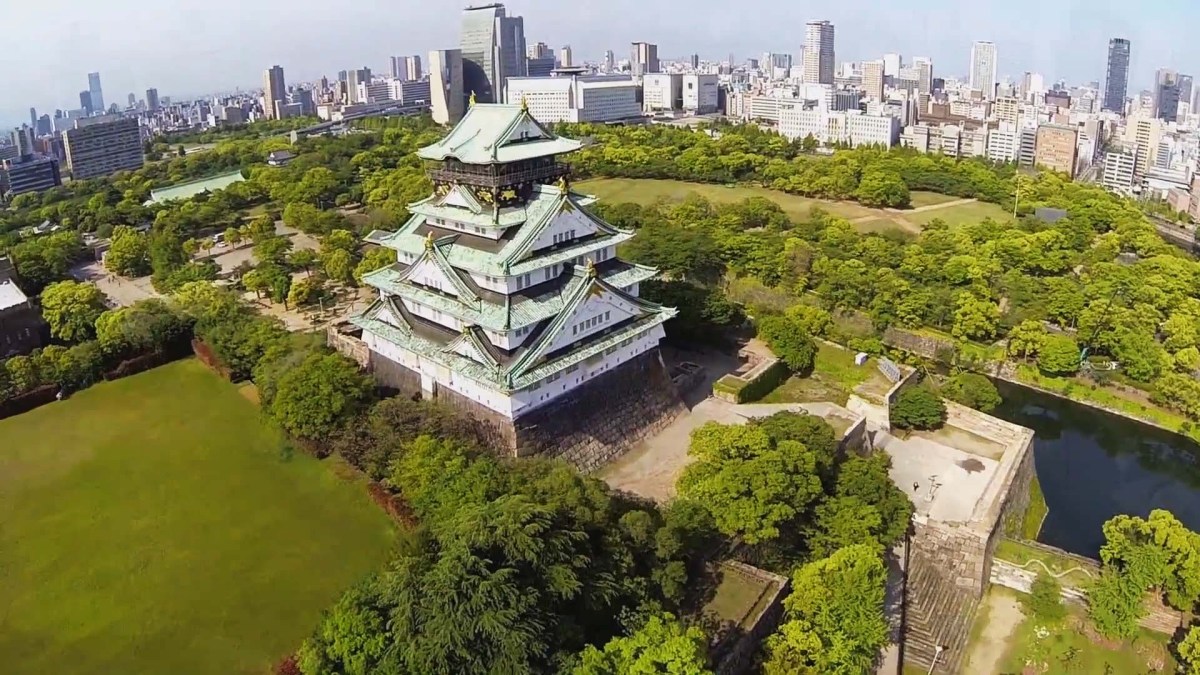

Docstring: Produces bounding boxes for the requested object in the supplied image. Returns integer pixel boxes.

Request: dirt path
[963,591,1025,675]
[894,197,979,214]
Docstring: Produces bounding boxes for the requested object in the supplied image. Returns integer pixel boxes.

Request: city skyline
[1,0,1195,125]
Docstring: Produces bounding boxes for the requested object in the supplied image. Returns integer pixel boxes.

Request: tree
[254,236,293,265]
[752,412,839,476]
[248,214,277,242]
[105,225,151,277]
[830,452,913,548]
[288,277,322,307]
[764,544,889,675]
[354,247,395,284]
[1037,334,1081,376]
[322,248,355,285]
[758,315,817,373]
[677,423,823,543]
[40,281,106,343]
[224,226,243,249]
[1022,571,1066,623]
[855,169,911,208]
[1007,320,1046,360]
[1114,330,1169,382]
[267,351,374,440]
[573,613,712,675]
[942,372,1002,413]
[1177,624,1200,675]
[289,248,319,276]
[182,238,201,257]
[951,292,1000,341]
[890,385,946,430]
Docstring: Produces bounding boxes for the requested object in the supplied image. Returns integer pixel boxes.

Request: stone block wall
[326,324,370,368]
[360,344,686,471]
[713,561,790,675]
[911,519,990,595]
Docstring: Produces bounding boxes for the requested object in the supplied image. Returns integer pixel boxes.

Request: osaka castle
[352,102,682,459]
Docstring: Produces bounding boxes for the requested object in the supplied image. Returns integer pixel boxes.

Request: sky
[2,0,1196,126]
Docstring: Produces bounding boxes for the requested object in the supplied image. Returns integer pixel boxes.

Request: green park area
[577,177,1012,234]
[0,360,396,675]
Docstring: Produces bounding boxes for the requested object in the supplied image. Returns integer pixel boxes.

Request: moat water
[991,380,1200,559]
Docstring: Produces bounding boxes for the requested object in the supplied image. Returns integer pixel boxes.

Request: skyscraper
[559,45,573,68]
[263,65,286,120]
[912,56,933,95]
[429,49,465,125]
[604,50,615,73]
[631,42,659,76]
[1155,69,1180,122]
[78,91,92,115]
[460,3,526,104]
[146,88,160,111]
[87,72,105,115]
[127,93,136,108]
[1103,38,1131,113]
[803,21,835,85]
[969,41,998,99]
[391,56,423,81]
[29,108,36,130]
[862,60,885,101]
[883,53,901,78]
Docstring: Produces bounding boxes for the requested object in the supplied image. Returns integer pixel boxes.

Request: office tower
[1,156,62,196]
[78,91,92,115]
[87,72,105,114]
[391,56,422,81]
[62,117,143,179]
[643,73,683,112]
[1034,123,1078,177]
[1101,144,1138,192]
[1103,38,1131,113]
[528,42,552,59]
[912,56,933,94]
[1178,75,1193,112]
[262,65,286,120]
[604,50,615,72]
[346,67,371,104]
[690,54,700,69]
[127,93,136,108]
[681,74,719,113]
[505,73,641,123]
[558,45,573,68]
[460,3,525,104]
[36,115,52,137]
[11,126,34,156]
[803,21,835,84]
[883,53,901,78]
[146,88,160,111]
[631,42,659,76]
[969,41,998,99]
[390,56,405,80]
[28,108,36,130]
[528,55,555,77]
[429,48,465,125]
[337,70,348,83]
[1155,69,1180,121]
[862,60,885,101]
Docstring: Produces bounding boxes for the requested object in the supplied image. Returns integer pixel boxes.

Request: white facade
[506,75,641,124]
[1102,146,1138,193]
[986,124,1019,163]
[803,21,835,84]
[862,60,884,101]
[681,74,719,113]
[883,53,902,77]
[429,49,465,125]
[969,41,998,99]
[779,106,899,147]
[643,73,682,112]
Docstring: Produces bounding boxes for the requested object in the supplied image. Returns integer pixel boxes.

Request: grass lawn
[760,342,878,406]
[1021,475,1048,540]
[577,177,877,222]
[0,360,397,675]
[993,539,1096,587]
[1001,612,1174,674]
[907,199,1013,227]
[701,563,779,631]
[909,190,962,208]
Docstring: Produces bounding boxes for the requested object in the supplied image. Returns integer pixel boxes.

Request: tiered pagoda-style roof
[352,103,675,397]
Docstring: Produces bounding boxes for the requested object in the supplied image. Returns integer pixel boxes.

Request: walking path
[848,197,980,231]
[961,591,1025,675]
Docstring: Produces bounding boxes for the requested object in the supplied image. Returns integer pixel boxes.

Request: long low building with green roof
[350,102,681,456]
[145,170,245,205]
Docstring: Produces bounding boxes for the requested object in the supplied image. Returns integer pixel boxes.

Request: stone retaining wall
[713,561,790,675]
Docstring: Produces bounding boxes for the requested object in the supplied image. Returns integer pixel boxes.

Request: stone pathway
[962,590,1025,675]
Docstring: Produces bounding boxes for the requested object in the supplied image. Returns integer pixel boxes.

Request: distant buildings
[460,3,526,103]
[146,88,160,112]
[969,41,998,99]
[62,116,143,180]
[1,156,62,197]
[506,74,641,123]
[1103,38,1131,113]
[87,72,105,115]
[388,79,432,105]
[0,256,46,358]
[1034,123,1078,177]
[862,60,884,101]
[780,106,900,148]
[1101,144,1138,192]
[803,21,835,85]
[262,65,286,120]
[631,42,659,76]
[558,45,573,68]
[391,55,423,81]
[681,74,719,114]
[429,48,466,125]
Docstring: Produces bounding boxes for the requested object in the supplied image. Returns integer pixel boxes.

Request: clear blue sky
[2,0,1193,126]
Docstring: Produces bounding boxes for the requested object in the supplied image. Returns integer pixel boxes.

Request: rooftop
[0,280,29,311]
[416,103,583,164]
[146,170,245,206]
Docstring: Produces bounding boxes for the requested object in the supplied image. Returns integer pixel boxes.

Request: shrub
[890,386,946,430]
[1022,571,1066,622]
[942,372,1002,413]
[758,315,817,373]
[1038,334,1081,376]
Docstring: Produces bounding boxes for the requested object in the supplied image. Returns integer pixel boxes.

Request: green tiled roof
[416,104,582,164]
[146,170,245,205]
[361,261,658,331]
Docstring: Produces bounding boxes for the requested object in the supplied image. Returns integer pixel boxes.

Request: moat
[992,380,1200,558]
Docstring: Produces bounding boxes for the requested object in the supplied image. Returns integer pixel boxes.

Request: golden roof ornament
[520,95,529,113]
[585,258,597,278]
[557,175,569,193]
[424,231,435,250]
[469,90,477,107]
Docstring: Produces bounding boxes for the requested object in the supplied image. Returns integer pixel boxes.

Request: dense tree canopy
[39,280,106,343]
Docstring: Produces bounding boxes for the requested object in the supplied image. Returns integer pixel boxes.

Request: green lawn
[909,190,962,208]
[760,342,881,406]
[0,360,396,675]
[1001,612,1173,674]
[577,177,877,222]
[907,199,1013,227]
[993,539,1096,587]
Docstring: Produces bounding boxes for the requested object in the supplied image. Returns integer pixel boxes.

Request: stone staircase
[902,551,981,673]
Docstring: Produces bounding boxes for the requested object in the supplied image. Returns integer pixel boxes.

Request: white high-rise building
[558,45,573,68]
[803,21,835,85]
[778,105,899,147]
[429,49,465,125]
[643,73,682,112]
[1101,144,1138,193]
[390,56,422,81]
[969,41,998,99]
[912,56,933,94]
[862,60,885,101]
[883,53,902,78]
[460,3,526,104]
[986,123,1019,162]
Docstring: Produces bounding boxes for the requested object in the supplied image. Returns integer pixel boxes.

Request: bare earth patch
[964,590,1025,675]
